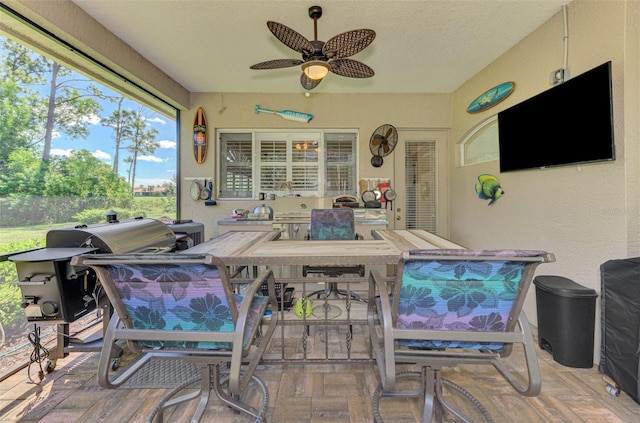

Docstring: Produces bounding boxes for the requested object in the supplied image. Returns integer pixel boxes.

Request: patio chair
[302,208,365,303]
[71,253,278,423]
[368,249,554,423]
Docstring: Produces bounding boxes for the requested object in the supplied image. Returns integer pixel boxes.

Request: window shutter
[218,130,357,199]
[325,133,356,196]
[405,140,436,231]
[220,133,253,198]
[259,138,288,191]
[291,138,319,192]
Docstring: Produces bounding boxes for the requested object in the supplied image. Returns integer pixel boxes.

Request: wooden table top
[370,229,465,250]
[186,229,463,266]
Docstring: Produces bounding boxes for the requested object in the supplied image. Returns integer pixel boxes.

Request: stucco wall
[450,0,637,364]
[179,92,451,239]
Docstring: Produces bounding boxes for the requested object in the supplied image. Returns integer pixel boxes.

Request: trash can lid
[533,275,598,298]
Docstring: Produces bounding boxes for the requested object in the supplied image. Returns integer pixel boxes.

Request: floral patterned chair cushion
[104,262,267,350]
[74,253,279,422]
[308,208,356,240]
[394,249,549,351]
[303,208,365,285]
[368,248,553,421]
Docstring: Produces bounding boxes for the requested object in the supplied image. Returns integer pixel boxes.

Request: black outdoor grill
[8,217,176,324]
[3,216,179,367]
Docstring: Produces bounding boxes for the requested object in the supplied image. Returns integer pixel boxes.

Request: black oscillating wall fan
[369,124,398,167]
[249,5,376,91]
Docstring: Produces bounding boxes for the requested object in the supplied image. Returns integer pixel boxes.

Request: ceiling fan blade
[323,29,376,59]
[371,135,383,146]
[250,59,304,70]
[300,73,322,91]
[267,21,315,54]
[329,58,374,78]
[382,144,390,155]
[385,128,393,139]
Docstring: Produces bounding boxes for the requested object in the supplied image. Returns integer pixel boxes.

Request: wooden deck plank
[1,329,640,423]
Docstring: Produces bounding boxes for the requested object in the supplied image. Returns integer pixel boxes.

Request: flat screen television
[498,61,614,172]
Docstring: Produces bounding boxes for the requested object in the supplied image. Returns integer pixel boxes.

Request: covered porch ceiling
[70,0,570,95]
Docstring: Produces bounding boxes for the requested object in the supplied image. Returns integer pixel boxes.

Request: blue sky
[49,95,177,188]
[49,97,177,187]
[1,35,177,187]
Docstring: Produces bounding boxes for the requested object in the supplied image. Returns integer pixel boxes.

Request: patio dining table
[186,229,463,266]
[185,229,464,362]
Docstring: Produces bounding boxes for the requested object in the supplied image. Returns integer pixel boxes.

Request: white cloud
[147,117,166,125]
[138,155,163,163]
[157,140,176,149]
[93,150,111,160]
[83,113,101,125]
[50,148,74,157]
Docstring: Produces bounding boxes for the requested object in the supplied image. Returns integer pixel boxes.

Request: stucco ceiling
[71,0,570,94]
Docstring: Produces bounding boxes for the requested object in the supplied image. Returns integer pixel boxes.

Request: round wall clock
[190,180,202,201]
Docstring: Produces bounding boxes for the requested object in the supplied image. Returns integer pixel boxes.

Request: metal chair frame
[72,253,279,423]
[302,208,365,301]
[367,249,555,423]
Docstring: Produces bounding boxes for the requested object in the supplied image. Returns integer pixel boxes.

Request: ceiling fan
[249,5,376,90]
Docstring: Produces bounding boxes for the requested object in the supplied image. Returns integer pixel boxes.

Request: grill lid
[46,217,176,253]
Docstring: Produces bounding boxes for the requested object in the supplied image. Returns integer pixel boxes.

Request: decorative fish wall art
[255,104,314,123]
[475,174,504,205]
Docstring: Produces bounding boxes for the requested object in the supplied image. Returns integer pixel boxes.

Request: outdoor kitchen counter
[217,210,389,239]
[217,218,274,225]
[217,218,275,237]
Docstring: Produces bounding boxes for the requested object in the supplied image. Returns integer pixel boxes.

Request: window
[0,5,178,379]
[325,133,357,194]
[220,132,253,198]
[458,115,499,166]
[405,140,437,231]
[258,132,320,195]
[219,130,357,198]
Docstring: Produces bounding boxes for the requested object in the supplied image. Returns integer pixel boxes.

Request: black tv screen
[498,61,614,172]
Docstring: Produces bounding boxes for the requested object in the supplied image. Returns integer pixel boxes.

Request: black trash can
[533,275,598,368]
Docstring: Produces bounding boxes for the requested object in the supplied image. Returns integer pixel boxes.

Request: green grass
[0,222,74,252]
[0,197,175,253]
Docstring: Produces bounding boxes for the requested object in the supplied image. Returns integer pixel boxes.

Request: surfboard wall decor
[466,82,515,114]
[193,106,208,163]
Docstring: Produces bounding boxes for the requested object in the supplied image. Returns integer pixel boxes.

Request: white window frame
[256,132,322,196]
[458,114,499,167]
[217,129,358,199]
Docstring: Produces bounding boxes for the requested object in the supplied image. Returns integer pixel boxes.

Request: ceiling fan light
[302,61,330,80]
